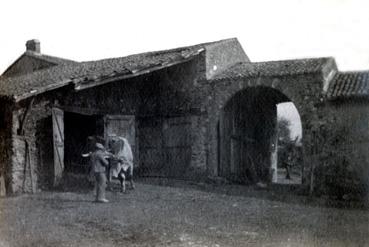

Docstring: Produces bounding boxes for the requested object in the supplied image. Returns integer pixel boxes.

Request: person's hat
[95,143,105,150]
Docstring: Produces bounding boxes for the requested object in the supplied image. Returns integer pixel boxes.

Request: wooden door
[162,117,192,178]
[104,115,137,163]
[219,98,252,183]
[138,118,163,176]
[52,108,64,186]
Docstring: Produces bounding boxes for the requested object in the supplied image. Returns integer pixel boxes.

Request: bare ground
[0,178,369,247]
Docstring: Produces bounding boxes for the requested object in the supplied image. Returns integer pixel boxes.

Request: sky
[1,0,369,73]
[277,103,302,140]
[1,0,368,137]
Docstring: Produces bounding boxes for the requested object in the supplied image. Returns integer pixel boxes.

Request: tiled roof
[327,72,369,100]
[0,40,221,101]
[211,57,334,80]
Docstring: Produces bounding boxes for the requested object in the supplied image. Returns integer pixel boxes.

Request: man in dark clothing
[283,154,293,180]
[90,143,110,203]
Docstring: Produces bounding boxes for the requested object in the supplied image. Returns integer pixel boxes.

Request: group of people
[88,137,134,203]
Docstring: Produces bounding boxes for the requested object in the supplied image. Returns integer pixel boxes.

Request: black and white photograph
[0,0,369,246]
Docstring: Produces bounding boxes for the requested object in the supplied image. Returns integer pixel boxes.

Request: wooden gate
[52,108,64,186]
[104,115,137,162]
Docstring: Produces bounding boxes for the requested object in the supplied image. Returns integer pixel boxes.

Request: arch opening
[275,102,303,185]
[217,86,303,186]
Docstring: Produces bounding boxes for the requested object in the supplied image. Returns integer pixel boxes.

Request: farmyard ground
[0,179,368,247]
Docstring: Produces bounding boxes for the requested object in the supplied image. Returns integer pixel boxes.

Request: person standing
[284,154,293,180]
[90,142,110,203]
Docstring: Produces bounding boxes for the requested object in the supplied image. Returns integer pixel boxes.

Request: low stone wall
[7,97,52,194]
[10,135,26,193]
[9,133,39,194]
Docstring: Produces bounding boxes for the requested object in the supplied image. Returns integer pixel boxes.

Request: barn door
[138,118,163,176]
[52,108,64,186]
[162,117,192,178]
[104,115,137,162]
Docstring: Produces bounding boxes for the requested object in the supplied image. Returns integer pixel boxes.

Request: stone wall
[10,135,36,193]
[204,38,250,79]
[188,115,209,177]
[157,60,209,177]
[9,98,52,193]
[314,101,369,198]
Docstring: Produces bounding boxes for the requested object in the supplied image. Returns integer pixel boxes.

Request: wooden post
[18,97,35,135]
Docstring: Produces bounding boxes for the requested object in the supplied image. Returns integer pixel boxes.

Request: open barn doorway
[64,112,104,174]
[218,86,303,186]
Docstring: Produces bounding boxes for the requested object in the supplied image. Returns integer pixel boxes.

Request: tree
[277,118,301,178]
[277,117,292,144]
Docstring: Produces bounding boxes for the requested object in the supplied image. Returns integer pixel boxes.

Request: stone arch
[207,76,323,188]
[214,77,309,121]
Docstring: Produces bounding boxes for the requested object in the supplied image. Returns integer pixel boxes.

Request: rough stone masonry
[0,38,368,199]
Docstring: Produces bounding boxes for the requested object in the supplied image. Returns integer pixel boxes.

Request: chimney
[26,39,41,53]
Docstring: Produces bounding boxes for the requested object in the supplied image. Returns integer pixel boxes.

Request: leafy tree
[277,118,301,176]
[277,117,292,144]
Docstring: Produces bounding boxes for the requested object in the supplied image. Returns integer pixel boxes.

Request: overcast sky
[277,103,302,140]
[1,0,368,138]
[1,0,368,73]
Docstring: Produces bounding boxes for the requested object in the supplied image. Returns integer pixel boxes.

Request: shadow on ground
[50,173,368,210]
[137,177,369,210]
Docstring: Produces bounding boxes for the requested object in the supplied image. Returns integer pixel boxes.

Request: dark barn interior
[36,116,54,189]
[64,112,104,173]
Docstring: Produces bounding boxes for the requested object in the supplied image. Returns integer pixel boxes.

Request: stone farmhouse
[0,39,368,198]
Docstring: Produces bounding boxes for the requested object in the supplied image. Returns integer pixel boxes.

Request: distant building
[0,39,368,199]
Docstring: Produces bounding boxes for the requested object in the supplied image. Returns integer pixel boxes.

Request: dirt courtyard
[0,179,368,247]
